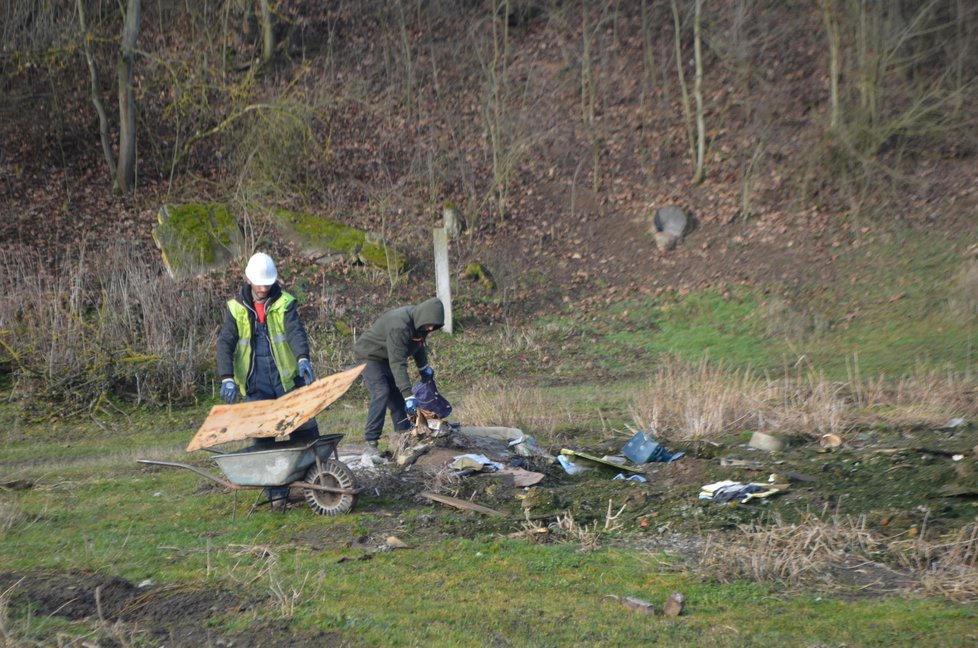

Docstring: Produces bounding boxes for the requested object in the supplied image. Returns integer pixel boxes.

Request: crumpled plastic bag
[411,376,453,419]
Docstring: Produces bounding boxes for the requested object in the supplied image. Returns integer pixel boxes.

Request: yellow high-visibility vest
[226,293,298,395]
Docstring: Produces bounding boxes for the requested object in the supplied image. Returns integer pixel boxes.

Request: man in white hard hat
[216,252,318,509]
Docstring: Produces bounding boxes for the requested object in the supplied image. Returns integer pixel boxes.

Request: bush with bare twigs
[0,244,221,410]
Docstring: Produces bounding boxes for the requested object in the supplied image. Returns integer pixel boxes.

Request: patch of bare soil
[0,571,355,647]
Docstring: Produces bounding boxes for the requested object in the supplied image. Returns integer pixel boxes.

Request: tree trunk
[692,0,705,185]
[820,0,841,132]
[670,0,696,181]
[76,0,115,182]
[115,0,142,194]
[259,0,274,64]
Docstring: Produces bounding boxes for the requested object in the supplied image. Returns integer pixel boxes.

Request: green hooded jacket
[353,298,445,396]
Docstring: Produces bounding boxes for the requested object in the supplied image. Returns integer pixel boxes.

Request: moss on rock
[462,261,496,291]
[152,203,243,280]
[273,208,406,273]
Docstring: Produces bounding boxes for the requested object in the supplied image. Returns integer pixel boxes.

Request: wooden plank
[186,365,364,451]
[420,491,503,516]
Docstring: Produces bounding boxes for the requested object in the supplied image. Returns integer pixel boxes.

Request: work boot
[270,497,288,512]
[364,440,380,456]
[267,486,289,511]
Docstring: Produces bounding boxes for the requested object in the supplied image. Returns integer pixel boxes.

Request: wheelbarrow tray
[212,434,343,487]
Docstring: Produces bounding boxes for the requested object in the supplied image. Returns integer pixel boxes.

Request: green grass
[792,226,976,377]
[2,222,977,644]
[433,222,976,383]
[3,405,978,646]
[603,289,783,369]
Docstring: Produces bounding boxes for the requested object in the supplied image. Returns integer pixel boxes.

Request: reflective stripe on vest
[227,292,299,395]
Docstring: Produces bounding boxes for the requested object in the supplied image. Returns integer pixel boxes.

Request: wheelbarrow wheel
[304,459,357,515]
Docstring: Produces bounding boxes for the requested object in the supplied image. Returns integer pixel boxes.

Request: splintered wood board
[186,364,364,451]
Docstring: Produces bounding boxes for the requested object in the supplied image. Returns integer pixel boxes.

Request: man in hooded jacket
[216,252,318,506]
[354,298,444,452]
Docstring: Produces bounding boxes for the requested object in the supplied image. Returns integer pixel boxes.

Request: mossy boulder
[152,203,243,280]
[272,208,406,274]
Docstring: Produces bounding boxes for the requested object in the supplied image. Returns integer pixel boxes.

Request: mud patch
[0,570,355,647]
[0,571,141,621]
[1,479,34,491]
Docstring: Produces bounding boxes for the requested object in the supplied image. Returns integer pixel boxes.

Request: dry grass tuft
[0,500,26,537]
[765,368,851,440]
[851,363,978,428]
[453,379,564,442]
[699,524,852,585]
[628,356,975,444]
[699,511,978,601]
[629,356,763,445]
[890,518,978,601]
[550,511,600,553]
[0,577,22,643]
[269,571,312,619]
[226,543,280,586]
[699,513,885,587]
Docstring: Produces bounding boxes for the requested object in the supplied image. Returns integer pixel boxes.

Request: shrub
[0,243,221,409]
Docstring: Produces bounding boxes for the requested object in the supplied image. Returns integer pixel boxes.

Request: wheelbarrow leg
[247,490,269,517]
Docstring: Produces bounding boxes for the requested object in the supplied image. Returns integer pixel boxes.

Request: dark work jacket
[353,298,444,397]
[216,283,311,385]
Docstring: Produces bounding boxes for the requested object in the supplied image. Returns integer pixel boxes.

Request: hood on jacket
[413,298,445,331]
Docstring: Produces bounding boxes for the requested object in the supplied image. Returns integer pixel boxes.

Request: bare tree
[692,0,705,184]
[75,0,142,194]
[258,0,274,64]
[115,0,142,194]
[820,0,841,132]
[671,0,706,184]
[77,0,116,182]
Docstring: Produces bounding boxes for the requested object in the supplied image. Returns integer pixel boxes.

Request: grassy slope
[4,225,978,644]
[440,221,976,385]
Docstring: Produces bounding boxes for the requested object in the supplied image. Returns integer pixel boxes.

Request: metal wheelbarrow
[138,433,359,515]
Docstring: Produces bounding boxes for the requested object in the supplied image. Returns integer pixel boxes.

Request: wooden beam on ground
[420,491,503,516]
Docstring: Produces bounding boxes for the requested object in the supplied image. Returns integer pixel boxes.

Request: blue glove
[404,396,418,416]
[419,365,434,381]
[298,358,314,385]
[221,379,238,404]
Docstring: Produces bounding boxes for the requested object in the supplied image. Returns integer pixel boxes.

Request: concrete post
[433,227,453,334]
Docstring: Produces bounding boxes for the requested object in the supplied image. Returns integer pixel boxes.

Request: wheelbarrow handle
[137,459,236,489]
[136,459,360,495]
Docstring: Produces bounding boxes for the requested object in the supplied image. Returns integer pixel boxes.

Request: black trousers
[362,359,411,442]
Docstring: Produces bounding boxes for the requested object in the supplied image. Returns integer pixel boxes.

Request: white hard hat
[245,252,278,286]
